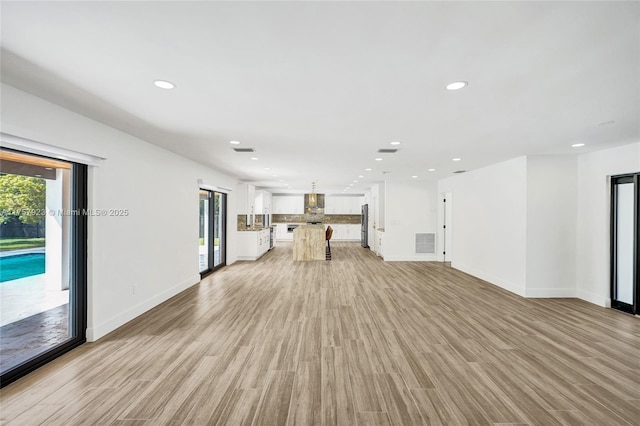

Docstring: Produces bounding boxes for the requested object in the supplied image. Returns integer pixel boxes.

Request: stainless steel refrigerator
[361,204,369,248]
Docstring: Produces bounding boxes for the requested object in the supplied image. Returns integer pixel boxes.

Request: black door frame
[200,189,226,278]
[610,173,639,315]
[0,150,87,388]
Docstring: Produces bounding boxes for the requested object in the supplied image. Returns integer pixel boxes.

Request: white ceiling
[1,1,638,194]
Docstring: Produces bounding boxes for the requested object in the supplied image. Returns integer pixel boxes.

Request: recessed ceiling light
[446,81,468,91]
[390,141,401,146]
[412,175,418,178]
[250,157,259,160]
[153,80,175,89]
[452,158,461,162]
[35,174,42,177]
[358,175,364,178]
[264,167,271,170]
[349,184,354,186]
[279,179,285,182]
[45,167,53,170]
[375,158,383,161]
[272,174,278,177]
[571,143,585,148]
[428,168,436,172]
[229,140,240,145]
[365,168,372,171]
[353,180,358,183]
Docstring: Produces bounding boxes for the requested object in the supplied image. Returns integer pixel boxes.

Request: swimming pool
[0,253,45,282]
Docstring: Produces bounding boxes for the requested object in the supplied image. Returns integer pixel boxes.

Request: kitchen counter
[293,224,325,261]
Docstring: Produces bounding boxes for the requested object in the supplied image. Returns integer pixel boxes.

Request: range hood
[304,193,325,214]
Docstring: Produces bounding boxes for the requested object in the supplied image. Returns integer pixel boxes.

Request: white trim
[1,132,105,166]
[86,275,200,341]
[577,288,609,307]
[197,179,232,193]
[525,287,577,298]
[452,262,527,297]
[384,254,438,261]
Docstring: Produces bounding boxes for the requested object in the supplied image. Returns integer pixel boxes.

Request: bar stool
[325,226,333,260]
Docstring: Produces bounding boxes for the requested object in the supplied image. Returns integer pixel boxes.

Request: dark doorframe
[0,152,87,388]
[610,173,639,315]
[199,189,226,278]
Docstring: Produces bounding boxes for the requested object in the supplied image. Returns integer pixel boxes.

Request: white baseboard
[384,254,438,262]
[577,288,609,307]
[452,262,526,297]
[86,275,200,342]
[525,287,576,298]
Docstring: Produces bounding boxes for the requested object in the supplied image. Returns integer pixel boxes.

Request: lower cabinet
[327,224,360,241]
[275,223,293,241]
[237,229,271,260]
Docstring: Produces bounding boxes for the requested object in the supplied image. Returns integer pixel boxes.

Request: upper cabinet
[325,196,364,214]
[237,183,256,215]
[271,195,365,215]
[255,190,273,214]
[273,195,304,214]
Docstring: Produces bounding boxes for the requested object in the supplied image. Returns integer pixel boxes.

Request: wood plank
[1,242,639,425]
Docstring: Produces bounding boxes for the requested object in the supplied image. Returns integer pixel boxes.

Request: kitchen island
[292,224,325,261]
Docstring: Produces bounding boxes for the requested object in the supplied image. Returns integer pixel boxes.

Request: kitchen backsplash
[272,214,360,224]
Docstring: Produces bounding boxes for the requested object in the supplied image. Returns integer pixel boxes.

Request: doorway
[199,189,226,276]
[611,173,639,315]
[0,148,87,387]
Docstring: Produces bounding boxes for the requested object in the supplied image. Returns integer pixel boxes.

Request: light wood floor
[1,242,639,425]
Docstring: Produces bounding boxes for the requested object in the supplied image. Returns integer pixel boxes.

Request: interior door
[611,174,639,315]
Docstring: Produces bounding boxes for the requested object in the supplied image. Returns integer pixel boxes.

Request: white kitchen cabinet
[237,183,256,215]
[326,224,360,241]
[324,196,364,214]
[376,230,384,258]
[275,223,293,241]
[272,195,303,214]
[237,228,271,260]
[255,190,272,215]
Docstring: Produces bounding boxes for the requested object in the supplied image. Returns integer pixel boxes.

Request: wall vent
[416,233,435,254]
[453,170,466,174]
[377,148,398,153]
[233,148,255,153]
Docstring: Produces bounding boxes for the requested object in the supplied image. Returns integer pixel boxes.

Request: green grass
[199,238,220,246]
[0,238,45,252]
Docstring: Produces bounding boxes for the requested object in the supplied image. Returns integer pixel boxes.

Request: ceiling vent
[377,148,398,153]
[453,170,467,174]
[233,148,255,153]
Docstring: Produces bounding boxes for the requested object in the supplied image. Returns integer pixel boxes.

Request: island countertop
[292,224,325,261]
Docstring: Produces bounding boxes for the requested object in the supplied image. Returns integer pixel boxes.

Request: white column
[45,169,70,291]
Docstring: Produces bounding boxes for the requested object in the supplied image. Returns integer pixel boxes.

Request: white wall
[439,157,528,296]
[526,156,577,297]
[1,83,238,341]
[576,142,640,306]
[384,180,438,261]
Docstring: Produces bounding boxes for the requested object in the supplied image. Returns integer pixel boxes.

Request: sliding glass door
[0,148,87,387]
[199,189,226,276]
[611,174,639,315]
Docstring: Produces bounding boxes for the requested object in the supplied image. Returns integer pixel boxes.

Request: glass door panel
[199,190,210,273]
[199,190,226,276]
[0,148,86,387]
[213,192,226,269]
[614,183,634,305]
[611,174,639,315]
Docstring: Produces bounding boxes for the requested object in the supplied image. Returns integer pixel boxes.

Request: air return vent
[453,170,466,174]
[233,148,255,153]
[416,233,435,254]
[377,148,398,153]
